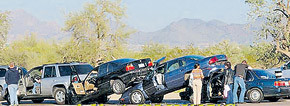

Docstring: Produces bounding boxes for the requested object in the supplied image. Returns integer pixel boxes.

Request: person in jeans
[233,60,249,104]
[32,69,42,94]
[224,62,234,104]
[5,62,20,105]
[190,63,204,105]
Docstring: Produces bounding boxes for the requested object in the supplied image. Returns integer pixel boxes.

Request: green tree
[0,11,10,49]
[62,0,133,65]
[246,0,290,64]
[0,33,60,69]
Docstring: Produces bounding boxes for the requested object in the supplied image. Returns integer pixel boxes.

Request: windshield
[254,70,276,79]
[0,69,6,77]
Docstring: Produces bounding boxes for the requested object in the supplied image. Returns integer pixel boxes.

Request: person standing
[224,62,234,104]
[190,63,204,105]
[5,62,20,105]
[233,60,249,104]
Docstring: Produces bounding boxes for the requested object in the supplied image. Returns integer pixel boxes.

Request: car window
[180,60,186,67]
[0,68,6,77]
[29,68,42,78]
[246,71,253,81]
[98,63,108,76]
[44,66,56,78]
[59,66,73,76]
[108,63,117,73]
[167,60,180,72]
[73,65,93,74]
[254,70,276,79]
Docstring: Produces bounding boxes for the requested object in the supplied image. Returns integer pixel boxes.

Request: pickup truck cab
[1,62,93,105]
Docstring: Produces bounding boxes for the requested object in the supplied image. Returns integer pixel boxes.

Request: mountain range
[7,10,256,48]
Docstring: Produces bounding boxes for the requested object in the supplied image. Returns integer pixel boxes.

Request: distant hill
[7,10,256,49]
[7,10,68,42]
[128,18,255,48]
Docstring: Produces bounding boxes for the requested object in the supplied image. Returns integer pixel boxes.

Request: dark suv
[93,58,152,94]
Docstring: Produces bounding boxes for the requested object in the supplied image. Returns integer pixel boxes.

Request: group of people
[189,60,251,105]
[4,62,41,105]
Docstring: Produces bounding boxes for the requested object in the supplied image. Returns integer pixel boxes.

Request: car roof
[106,58,136,65]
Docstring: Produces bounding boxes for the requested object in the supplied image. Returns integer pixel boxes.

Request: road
[1,93,290,106]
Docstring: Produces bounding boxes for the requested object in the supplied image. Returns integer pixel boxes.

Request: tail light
[274,81,286,86]
[209,57,218,64]
[148,61,153,67]
[126,64,135,71]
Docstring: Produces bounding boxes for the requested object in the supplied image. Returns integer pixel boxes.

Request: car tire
[268,97,280,102]
[53,87,66,105]
[247,88,264,103]
[130,90,145,104]
[32,99,44,103]
[111,79,125,94]
[150,96,163,103]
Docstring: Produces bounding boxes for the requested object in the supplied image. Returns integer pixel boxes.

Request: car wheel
[111,79,125,94]
[32,99,44,103]
[268,97,280,102]
[150,96,163,103]
[130,90,145,104]
[247,88,264,103]
[54,87,66,105]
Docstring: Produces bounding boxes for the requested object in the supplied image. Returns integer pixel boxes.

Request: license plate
[138,63,145,68]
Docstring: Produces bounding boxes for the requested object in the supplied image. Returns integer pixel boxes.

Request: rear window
[73,65,93,74]
[254,70,276,79]
[0,69,6,77]
[59,64,93,76]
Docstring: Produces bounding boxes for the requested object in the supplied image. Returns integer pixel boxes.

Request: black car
[66,58,152,104]
[90,58,152,94]
[180,69,290,103]
[119,55,227,104]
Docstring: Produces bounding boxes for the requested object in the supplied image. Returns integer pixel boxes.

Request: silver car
[267,61,290,78]
[1,62,93,105]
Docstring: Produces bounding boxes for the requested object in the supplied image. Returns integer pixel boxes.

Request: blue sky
[0,0,249,32]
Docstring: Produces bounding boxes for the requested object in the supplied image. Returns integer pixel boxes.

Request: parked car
[0,66,27,101]
[90,58,152,94]
[65,58,153,104]
[1,62,93,105]
[267,61,290,78]
[119,55,227,104]
[180,69,290,103]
